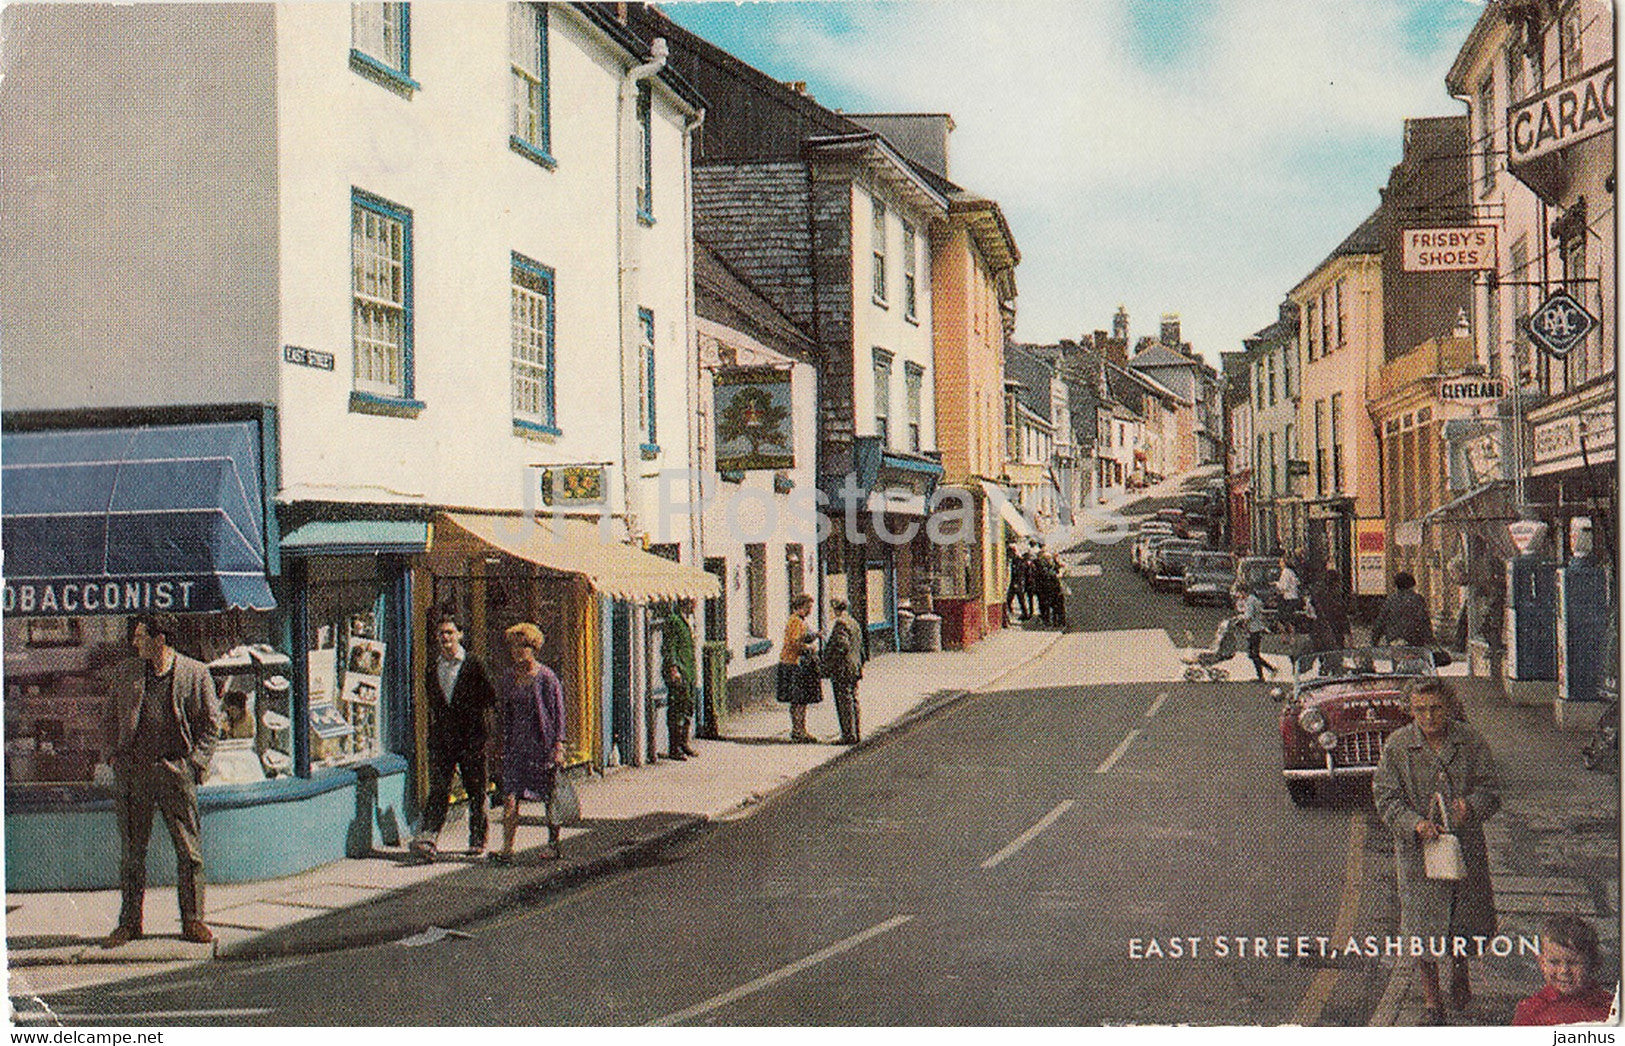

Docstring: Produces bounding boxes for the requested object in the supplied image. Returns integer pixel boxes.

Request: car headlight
[1298,707,1326,734]
[1318,730,1338,751]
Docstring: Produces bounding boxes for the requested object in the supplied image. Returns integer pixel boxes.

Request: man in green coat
[661,599,699,760]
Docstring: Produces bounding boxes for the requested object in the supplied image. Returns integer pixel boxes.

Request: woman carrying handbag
[776,594,821,742]
[1372,678,1501,1026]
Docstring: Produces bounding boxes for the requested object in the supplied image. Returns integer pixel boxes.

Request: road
[18,489,1406,1026]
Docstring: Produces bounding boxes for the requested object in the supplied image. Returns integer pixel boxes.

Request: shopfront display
[303,557,392,769]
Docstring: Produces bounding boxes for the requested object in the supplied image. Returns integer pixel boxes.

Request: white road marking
[1094,728,1142,773]
[12,1007,273,1023]
[647,915,914,1026]
[980,800,1076,870]
[1077,564,1103,577]
[1144,691,1169,719]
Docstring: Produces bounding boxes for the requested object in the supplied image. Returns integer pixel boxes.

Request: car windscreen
[1292,647,1436,682]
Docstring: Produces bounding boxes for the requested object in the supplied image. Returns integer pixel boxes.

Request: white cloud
[750,0,1475,358]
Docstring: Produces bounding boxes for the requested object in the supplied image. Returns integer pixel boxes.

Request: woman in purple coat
[490,622,567,864]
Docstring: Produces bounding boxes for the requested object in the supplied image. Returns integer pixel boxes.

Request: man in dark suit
[104,613,222,947]
[412,614,497,861]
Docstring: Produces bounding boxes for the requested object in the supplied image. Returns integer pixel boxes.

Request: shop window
[4,612,274,789]
[305,559,390,770]
[745,544,768,640]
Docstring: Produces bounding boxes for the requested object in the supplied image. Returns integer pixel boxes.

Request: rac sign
[1509,62,1614,167]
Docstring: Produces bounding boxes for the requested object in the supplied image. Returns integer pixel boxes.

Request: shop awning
[1,421,275,615]
[981,480,1037,540]
[281,519,431,556]
[436,512,719,602]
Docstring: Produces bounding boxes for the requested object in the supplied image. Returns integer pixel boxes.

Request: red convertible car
[1276,647,1435,806]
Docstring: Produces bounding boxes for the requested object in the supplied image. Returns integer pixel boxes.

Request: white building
[0,2,715,890]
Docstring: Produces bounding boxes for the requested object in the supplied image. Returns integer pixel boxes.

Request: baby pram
[1182,613,1248,681]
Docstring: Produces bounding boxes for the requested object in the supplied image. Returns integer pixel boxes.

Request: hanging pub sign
[539,465,608,507]
[714,366,794,471]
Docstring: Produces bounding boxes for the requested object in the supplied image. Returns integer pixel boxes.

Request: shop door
[610,601,632,766]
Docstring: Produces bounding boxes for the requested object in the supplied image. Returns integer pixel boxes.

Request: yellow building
[930,193,1019,644]
[1289,211,1385,600]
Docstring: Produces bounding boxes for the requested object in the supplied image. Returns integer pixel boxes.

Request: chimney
[785,81,811,98]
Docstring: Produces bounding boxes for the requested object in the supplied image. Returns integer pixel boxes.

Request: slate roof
[694,240,816,358]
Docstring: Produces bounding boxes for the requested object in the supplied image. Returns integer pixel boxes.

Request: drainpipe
[683,104,707,645]
[618,38,668,545]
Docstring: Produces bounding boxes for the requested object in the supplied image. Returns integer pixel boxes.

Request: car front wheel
[1286,780,1317,806]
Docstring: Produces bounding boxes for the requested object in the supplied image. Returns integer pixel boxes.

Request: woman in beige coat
[1372,678,1500,1025]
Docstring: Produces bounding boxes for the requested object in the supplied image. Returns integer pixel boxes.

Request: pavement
[1361,670,1622,1027]
[5,625,1065,994]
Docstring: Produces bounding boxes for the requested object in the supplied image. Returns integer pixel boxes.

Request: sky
[661,0,1487,364]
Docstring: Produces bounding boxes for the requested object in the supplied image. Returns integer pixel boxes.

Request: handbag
[1422,791,1467,881]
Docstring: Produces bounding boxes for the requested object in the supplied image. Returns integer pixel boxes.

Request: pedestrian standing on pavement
[413,614,497,862]
[777,594,821,741]
[1242,585,1277,681]
[1371,571,1435,648]
[1306,568,1350,671]
[1372,678,1500,1026]
[1274,554,1303,635]
[1030,551,1053,625]
[1005,546,1029,622]
[1046,552,1068,628]
[823,598,865,744]
[661,599,699,761]
[103,613,222,947]
[489,622,567,865]
[1513,915,1615,1025]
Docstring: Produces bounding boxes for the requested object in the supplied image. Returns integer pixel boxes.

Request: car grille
[1336,730,1387,767]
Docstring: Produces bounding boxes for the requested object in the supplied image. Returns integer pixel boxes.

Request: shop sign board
[3,576,212,616]
[1533,407,1617,469]
[1525,290,1597,359]
[1286,459,1311,478]
[1437,377,1505,403]
[1354,519,1388,596]
[1401,227,1497,272]
[713,366,794,471]
[1508,61,1615,167]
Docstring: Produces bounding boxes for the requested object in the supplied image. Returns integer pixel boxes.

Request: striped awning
[436,512,719,602]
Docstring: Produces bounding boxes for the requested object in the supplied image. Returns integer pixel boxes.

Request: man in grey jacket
[104,613,222,947]
[823,599,866,744]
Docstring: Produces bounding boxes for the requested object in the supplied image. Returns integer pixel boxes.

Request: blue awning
[281,519,430,556]
[2,421,275,615]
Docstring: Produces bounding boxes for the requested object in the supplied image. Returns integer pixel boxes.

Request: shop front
[2,418,427,890]
[425,512,718,774]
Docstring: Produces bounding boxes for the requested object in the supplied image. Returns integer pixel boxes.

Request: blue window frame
[636,83,654,223]
[350,189,422,416]
[511,253,558,435]
[351,3,419,93]
[639,308,658,455]
[509,2,554,168]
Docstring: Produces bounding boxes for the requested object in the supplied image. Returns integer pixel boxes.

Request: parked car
[1141,534,1180,579]
[1132,522,1175,572]
[1182,551,1236,605]
[1151,538,1204,591]
[1276,647,1433,806]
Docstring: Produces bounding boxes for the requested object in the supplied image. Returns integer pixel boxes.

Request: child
[1513,915,1616,1025]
